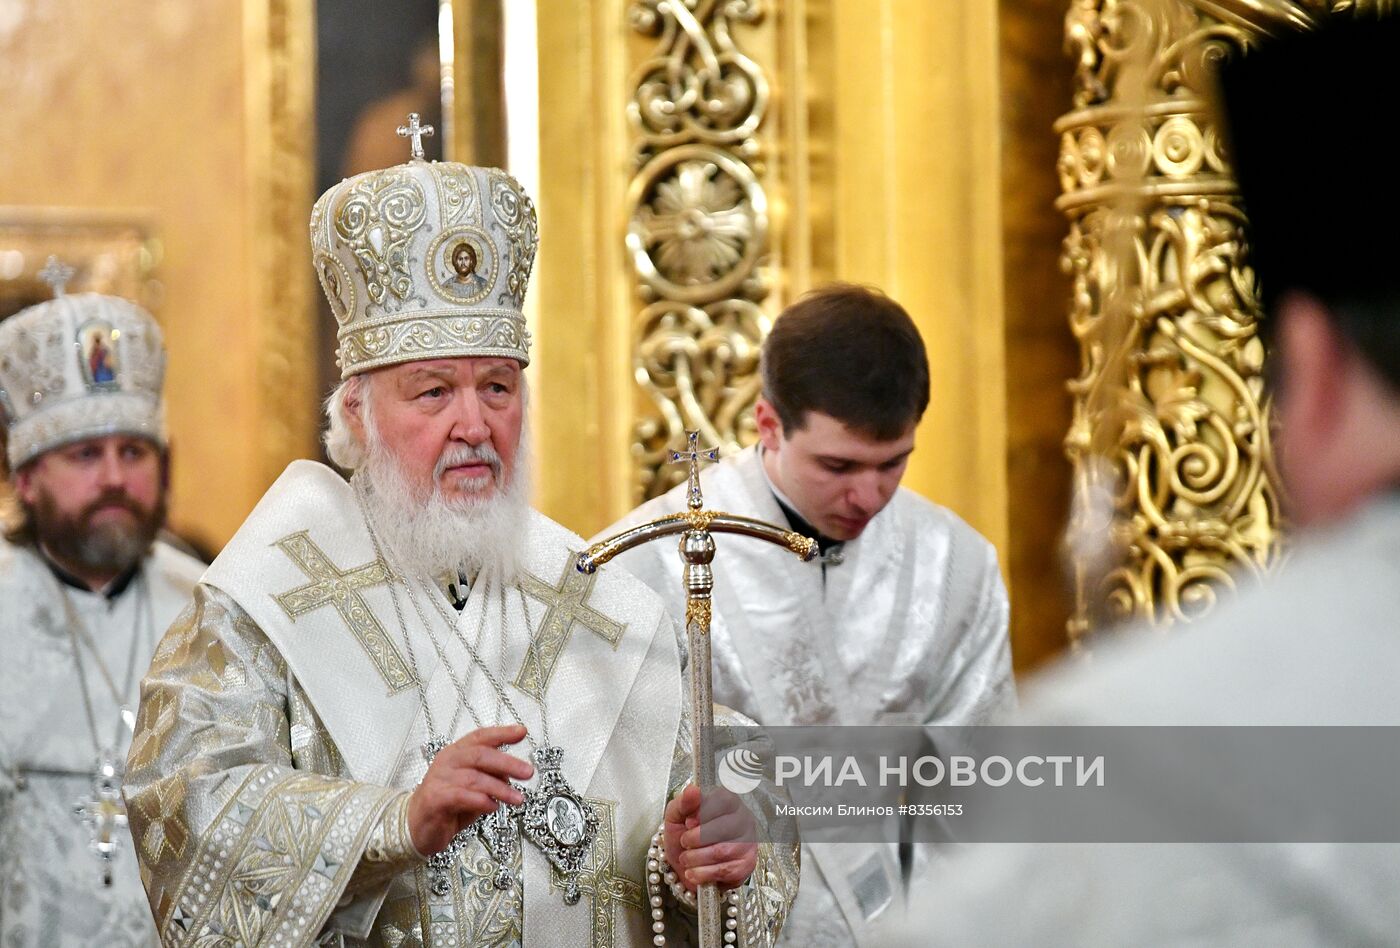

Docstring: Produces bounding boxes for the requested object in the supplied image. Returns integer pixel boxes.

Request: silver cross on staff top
[669,430,721,510]
[39,255,76,297]
[576,431,816,948]
[397,112,435,161]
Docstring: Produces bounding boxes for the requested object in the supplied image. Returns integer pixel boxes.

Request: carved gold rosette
[1057,0,1330,640]
[625,0,773,501]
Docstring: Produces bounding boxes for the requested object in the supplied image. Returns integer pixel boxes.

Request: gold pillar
[1000,0,1081,671]
[624,0,777,501]
[819,0,1009,557]
[1057,0,1319,640]
[442,0,507,168]
[530,0,637,533]
[532,0,797,530]
[244,0,319,489]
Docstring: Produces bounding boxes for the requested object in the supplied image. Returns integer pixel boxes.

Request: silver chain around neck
[351,476,551,749]
[353,478,471,746]
[55,571,150,756]
[413,566,552,750]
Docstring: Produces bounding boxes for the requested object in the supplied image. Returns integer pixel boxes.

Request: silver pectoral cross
[397,112,435,162]
[73,751,128,887]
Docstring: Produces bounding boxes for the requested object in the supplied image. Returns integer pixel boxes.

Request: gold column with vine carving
[244,0,318,488]
[1056,0,1329,640]
[624,0,775,501]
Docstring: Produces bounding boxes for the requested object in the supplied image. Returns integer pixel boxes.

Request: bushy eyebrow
[477,362,520,384]
[397,366,456,389]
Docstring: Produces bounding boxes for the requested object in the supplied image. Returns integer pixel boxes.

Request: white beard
[354,422,532,589]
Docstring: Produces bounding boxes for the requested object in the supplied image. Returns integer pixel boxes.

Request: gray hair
[323,374,368,471]
[321,370,531,472]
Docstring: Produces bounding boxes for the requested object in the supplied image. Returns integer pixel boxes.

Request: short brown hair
[760,283,929,439]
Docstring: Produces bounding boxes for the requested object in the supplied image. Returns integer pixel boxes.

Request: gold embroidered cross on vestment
[273,531,415,692]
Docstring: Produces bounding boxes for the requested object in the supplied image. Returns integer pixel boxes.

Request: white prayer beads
[646,824,744,947]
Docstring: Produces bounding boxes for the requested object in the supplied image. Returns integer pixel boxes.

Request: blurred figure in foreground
[900,16,1400,947]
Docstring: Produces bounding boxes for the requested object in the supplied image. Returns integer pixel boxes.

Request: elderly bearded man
[125,138,797,947]
[0,265,204,945]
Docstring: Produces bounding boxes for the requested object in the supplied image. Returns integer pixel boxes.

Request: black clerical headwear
[1220,16,1400,387]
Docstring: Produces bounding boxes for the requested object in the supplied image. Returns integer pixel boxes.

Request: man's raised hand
[407,724,535,856]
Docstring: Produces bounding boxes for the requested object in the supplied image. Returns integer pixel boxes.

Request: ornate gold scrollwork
[626,0,772,500]
[1057,0,1324,641]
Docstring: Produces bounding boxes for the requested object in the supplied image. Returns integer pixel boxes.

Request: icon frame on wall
[0,209,159,324]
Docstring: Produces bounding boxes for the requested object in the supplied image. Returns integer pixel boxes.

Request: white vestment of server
[902,495,1400,947]
[0,537,203,946]
[597,446,1015,947]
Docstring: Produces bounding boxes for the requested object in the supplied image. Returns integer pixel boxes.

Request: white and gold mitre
[0,258,166,470]
[311,116,538,377]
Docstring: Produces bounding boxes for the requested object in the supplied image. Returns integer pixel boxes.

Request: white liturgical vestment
[598,446,1015,947]
[0,537,203,946]
[125,461,798,947]
[900,496,1400,946]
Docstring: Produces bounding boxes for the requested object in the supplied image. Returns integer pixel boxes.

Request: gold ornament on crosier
[1056,0,1330,641]
[625,0,773,501]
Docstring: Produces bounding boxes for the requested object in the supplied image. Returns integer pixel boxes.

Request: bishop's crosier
[125,116,798,947]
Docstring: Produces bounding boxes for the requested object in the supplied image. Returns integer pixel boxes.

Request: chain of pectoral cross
[421,571,553,751]
[358,483,485,747]
[59,578,148,754]
[353,477,550,751]
[56,573,151,886]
